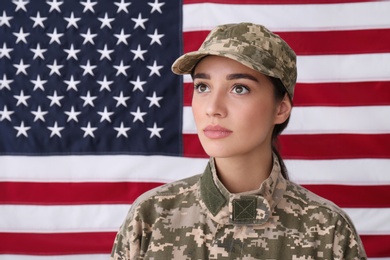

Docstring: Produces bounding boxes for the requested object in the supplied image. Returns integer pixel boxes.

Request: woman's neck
[214,150,273,193]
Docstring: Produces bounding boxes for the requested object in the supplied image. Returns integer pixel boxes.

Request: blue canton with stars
[0,0,183,155]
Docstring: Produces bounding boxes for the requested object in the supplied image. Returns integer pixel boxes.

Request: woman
[110,23,366,259]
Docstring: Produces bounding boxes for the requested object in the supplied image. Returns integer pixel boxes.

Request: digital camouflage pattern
[111,156,367,259]
[171,22,297,99]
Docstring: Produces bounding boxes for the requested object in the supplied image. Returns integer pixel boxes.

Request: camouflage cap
[171,22,297,99]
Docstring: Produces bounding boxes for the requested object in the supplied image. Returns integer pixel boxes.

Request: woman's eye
[232,84,249,94]
[194,83,210,93]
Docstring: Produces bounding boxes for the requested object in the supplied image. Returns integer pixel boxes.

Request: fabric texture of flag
[0,0,390,259]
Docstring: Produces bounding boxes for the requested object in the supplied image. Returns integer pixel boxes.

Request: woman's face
[192,55,290,159]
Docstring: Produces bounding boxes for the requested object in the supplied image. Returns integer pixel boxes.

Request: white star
[31,106,48,122]
[147,28,164,45]
[98,13,115,29]
[130,106,147,123]
[64,106,81,122]
[14,121,31,137]
[80,60,97,76]
[47,60,63,76]
[30,43,47,60]
[13,0,29,12]
[148,0,165,14]
[113,60,130,76]
[146,91,163,107]
[47,0,63,13]
[80,0,97,13]
[47,122,64,138]
[97,106,114,122]
[64,44,80,60]
[30,12,47,28]
[131,13,148,29]
[147,60,163,77]
[0,11,13,27]
[80,91,97,107]
[80,28,97,45]
[13,27,29,44]
[114,122,131,138]
[0,105,14,122]
[113,91,130,107]
[30,75,47,91]
[97,76,113,91]
[114,29,131,45]
[47,28,63,44]
[64,12,81,29]
[64,75,80,91]
[0,74,13,90]
[114,0,131,13]
[147,122,163,138]
[13,59,30,75]
[81,122,97,138]
[0,43,13,59]
[14,90,30,106]
[130,44,147,61]
[97,44,114,60]
[130,76,146,92]
[47,90,64,107]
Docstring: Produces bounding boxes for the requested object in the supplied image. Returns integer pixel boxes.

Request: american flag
[0,0,389,259]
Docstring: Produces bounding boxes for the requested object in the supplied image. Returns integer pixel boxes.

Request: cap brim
[171,51,211,75]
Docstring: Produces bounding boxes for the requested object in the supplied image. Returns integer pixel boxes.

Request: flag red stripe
[183,82,193,106]
[279,134,390,159]
[183,31,210,53]
[0,232,387,257]
[293,81,390,107]
[0,182,163,205]
[183,81,390,107]
[183,29,390,55]
[183,134,390,159]
[0,232,115,255]
[301,185,390,208]
[183,0,374,5]
[1,182,389,208]
[183,134,207,158]
[280,29,390,55]
[360,234,390,258]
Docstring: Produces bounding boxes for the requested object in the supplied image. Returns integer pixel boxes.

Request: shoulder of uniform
[132,173,202,208]
[112,173,203,255]
[283,180,350,221]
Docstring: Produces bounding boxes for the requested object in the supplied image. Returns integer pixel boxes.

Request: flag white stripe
[286,159,390,185]
[0,205,129,233]
[1,157,390,185]
[183,2,390,32]
[1,205,388,235]
[183,106,390,134]
[297,54,390,83]
[346,208,390,235]
[287,106,390,134]
[183,53,390,83]
[0,155,208,182]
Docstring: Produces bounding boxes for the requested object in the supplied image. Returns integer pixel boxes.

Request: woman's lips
[203,125,233,139]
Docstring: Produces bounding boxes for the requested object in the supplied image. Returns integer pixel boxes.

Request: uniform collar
[199,154,286,225]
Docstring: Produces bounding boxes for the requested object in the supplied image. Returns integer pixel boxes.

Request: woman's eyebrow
[193,73,210,79]
[226,73,259,82]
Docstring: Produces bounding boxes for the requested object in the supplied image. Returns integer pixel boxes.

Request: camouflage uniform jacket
[111,156,367,259]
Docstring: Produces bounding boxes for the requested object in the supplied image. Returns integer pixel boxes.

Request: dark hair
[269,76,292,180]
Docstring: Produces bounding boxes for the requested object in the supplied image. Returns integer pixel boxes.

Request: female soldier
[110,22,366,259]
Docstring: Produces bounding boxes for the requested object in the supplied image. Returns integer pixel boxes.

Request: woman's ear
[274,93,292,124]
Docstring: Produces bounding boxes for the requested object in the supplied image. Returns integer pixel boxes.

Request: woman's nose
[206,91,227,118]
